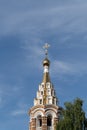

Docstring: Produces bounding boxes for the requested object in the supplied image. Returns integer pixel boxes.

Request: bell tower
[29,43,61,130]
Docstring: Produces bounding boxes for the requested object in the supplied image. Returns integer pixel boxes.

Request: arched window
[37,115,42,127]
[47,115,52,126]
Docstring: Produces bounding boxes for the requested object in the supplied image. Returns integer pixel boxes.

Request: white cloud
[20,42,87,78]
[21,43,45,71]
[10,101,29,116]
[51,60,87,77]
[21,42,44,56]
[1,0,87,37]
[11,109,26,116]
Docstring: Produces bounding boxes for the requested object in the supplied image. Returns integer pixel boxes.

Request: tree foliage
[56,98,85,130]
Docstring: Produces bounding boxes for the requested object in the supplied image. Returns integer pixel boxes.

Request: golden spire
[42,43,50,83]
[42,43,51,104]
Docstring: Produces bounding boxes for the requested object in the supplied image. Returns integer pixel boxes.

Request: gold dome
[43,58,50,67]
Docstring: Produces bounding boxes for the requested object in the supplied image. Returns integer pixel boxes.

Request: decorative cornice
[29,104,60,115]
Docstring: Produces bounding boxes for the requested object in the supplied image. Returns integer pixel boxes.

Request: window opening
[41,91,43,95]
[40,99,42,104]
[39,118,42,127]
[47,115,52,126]
[37,116,42,127]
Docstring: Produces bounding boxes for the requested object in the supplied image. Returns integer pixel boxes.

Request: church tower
[29,43,61,130]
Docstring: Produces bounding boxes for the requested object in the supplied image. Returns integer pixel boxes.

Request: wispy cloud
[11,109,26,116]
[0,82,25,109]
[51,60,87,77]
[21,43,45,70]
[10,101,28,116]
[21,42,44,56]
[1,0,87,38]
[20,42,87,78]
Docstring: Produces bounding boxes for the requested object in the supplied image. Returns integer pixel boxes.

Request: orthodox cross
[43,43,50,57]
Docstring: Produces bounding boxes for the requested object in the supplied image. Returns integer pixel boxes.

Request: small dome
[43,58,50,66]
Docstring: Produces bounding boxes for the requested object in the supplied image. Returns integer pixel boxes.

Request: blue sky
[0,0,87,130]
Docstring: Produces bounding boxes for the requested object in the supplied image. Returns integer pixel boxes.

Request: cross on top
[43,43,50,56]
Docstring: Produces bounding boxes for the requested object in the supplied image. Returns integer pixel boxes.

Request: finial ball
[43,58,50,67]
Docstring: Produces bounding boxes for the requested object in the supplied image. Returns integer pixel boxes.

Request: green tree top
[56,98,85,130]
